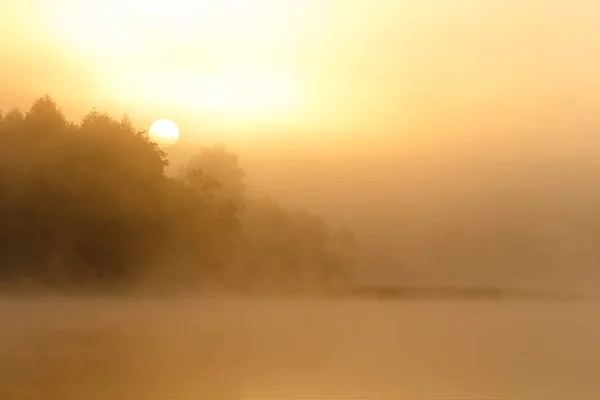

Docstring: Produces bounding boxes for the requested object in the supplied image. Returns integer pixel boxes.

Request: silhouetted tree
[0,96,360,293]
[0,97,242,288]
[182,146,360,292]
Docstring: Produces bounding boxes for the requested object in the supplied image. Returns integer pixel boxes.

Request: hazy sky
[2,0,600,149]
[3,0,600,279]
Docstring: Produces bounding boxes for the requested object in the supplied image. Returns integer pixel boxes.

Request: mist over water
[1,296,599,400]
[3,1,600,398]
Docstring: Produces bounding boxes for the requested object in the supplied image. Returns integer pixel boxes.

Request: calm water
[1,296,599,400]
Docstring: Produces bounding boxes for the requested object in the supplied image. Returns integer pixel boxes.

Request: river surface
[1,296,599,400]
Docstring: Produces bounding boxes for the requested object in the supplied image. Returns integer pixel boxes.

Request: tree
[182,146,360,292]
[182,145,246,211]
[0,96,360,293]
[0,97,241,288]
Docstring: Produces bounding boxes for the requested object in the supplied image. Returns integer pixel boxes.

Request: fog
[2,296,599,400]
[3,1,600,398]
[231,129,600,294]
[3,0,600,291]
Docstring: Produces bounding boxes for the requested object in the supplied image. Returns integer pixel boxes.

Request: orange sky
[3,0,600,284]
[2,0,600,149]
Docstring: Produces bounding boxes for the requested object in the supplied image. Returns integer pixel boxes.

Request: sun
[149,119,179,147]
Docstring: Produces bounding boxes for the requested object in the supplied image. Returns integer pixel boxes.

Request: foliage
[0,97,359,292]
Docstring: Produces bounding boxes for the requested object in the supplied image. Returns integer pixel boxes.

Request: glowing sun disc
[149,119,179,146]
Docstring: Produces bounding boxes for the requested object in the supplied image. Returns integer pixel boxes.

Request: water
[1,296,599,399]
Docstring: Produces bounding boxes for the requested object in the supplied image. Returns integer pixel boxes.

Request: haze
[3,1,600,289]
[2,1,600,399]
[3,1,599,136]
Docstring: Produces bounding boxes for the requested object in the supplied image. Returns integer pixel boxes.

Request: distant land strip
[326,285,588,302]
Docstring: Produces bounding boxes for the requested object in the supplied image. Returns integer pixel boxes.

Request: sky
[2,0,599,146]
[3,0,600,285]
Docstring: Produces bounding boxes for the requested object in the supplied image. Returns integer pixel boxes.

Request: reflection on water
[1,296,599,400]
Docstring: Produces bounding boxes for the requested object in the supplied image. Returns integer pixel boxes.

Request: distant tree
[233,197,359,292]
[0,97,241,288]
[183,145,246,211]
[181,146,360,292]
[24,95,68,136]
[0,96,360,293]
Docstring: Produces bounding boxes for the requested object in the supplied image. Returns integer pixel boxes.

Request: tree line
[0,96,359,292]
